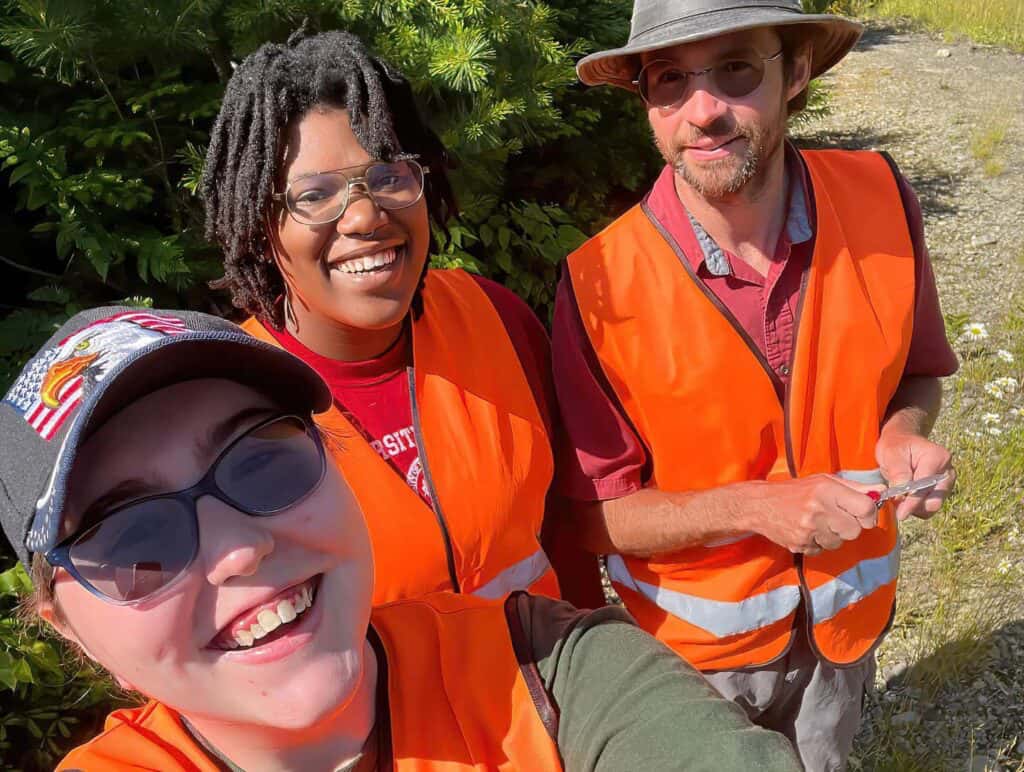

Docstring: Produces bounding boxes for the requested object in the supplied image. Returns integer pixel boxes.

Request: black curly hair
[203,27,458,328]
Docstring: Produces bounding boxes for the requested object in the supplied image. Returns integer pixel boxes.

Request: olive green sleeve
[519,595,801,772]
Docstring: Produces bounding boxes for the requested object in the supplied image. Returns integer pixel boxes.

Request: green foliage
[0,0,656,386]
[0,560,125,769]
[0,1,655,764]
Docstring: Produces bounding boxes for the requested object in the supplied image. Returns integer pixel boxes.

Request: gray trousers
[703,625,875,772]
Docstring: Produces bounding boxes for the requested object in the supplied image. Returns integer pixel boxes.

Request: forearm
[568,485,750,558]
[529,597,802,772]
[881,375,942,439]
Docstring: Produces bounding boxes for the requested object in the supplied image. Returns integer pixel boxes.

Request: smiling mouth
[687,137,741,152]
[331,245,403,276]
[210,576,321,651]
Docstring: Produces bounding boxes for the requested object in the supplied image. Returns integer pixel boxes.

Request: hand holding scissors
[867,472,951,514]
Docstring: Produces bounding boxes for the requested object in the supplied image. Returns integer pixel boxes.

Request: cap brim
[24,333,331,560]
[577,11,864,89]
[81,335,333,439]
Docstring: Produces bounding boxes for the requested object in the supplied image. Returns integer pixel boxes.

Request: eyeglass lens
[286,160,425,225]
[639,55,772,108]
[67,416,323,603]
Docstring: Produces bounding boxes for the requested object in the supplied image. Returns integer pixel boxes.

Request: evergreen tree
[0,2,657,766]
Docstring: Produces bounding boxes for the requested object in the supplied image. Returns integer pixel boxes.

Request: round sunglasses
[46,414,326,605]
[634,49,784,109]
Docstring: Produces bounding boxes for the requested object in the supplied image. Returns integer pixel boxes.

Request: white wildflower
[993,376,1019,394]
[1009,527,1022,546]
[997,557,1015,575]
[984,382,1006,399]
[988,426,1003,436]
[996,349,1015,363]
[982,412,1002,425]
[1010,407,1023,418]
[960,322,989,342]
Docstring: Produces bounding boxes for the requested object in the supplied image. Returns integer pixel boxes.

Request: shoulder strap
[503,591,560,742]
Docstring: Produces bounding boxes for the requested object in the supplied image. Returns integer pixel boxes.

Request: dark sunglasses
[46,415,326,605]
[634,49,784,109]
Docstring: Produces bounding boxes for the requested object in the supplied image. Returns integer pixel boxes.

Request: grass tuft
[970,121,1010,177]
[848,0,1024,52]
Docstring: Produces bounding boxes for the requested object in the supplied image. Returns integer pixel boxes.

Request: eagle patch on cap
[2,311,187,441]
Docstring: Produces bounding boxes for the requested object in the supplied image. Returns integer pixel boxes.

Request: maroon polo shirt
[552,145,959,502]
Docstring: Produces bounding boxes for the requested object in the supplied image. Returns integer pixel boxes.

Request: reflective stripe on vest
[809,540,901,624]
[241,269,560,606]
[607,555,801,638]
[473,548,554,600]
[58,594,564,771]
[567,149,915,669]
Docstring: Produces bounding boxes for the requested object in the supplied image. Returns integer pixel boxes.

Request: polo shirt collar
[666,141,813,278]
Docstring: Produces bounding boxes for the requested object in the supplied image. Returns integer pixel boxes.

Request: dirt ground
[791,19,1024,772]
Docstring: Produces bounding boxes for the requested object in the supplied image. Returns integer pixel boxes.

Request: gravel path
[793,21,1024,320]
[792,20,1024,772]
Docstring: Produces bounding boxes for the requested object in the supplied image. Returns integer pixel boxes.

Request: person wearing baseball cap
[553,1,958,768]
[1,306,802,770]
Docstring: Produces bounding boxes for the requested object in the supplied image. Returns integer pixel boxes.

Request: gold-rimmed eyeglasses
[272,156,430,226]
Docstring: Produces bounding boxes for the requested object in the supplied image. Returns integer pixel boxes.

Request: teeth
[235,629,255,647]
[257,609,282,634]
[225,581,318,650]
[336,248,398,274]
[277,600,297,624]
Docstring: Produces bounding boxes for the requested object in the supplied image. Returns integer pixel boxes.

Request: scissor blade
[879,472,949,502]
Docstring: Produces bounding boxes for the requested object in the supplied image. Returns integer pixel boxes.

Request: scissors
[868,472,950,506]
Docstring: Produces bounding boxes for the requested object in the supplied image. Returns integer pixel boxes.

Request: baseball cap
[0,306,331,569]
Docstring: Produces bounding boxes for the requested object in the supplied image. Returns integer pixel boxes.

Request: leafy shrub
[0,0,657,383]
[0,1,658,765]
[0,560,125,770]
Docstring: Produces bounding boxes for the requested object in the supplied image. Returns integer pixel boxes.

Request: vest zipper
[643,196,815,644]
[407,367,461,593]
[641,201,786,396]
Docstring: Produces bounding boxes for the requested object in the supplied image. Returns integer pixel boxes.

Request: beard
[658,109,785,201]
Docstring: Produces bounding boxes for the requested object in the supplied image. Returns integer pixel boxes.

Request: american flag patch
[3,311,188,441]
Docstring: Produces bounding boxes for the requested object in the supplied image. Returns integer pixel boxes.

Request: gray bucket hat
[577,0,863,89]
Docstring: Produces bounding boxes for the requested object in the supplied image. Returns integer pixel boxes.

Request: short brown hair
[22,552,63,626]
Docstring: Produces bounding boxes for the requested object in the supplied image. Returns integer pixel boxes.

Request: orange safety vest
[566,150,914,670]
[58,593,563,771]
[243,269,559,605]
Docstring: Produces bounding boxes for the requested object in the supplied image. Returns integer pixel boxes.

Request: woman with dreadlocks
[202,28,601,608]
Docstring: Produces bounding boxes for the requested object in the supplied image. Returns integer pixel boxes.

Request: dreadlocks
[203,28,457,328]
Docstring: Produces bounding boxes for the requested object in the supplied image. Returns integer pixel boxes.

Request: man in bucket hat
[553,1,959,768]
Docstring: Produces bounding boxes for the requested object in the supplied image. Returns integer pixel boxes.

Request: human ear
[786,42,813,102]
[38,599,93,659]
[39,600,140,692]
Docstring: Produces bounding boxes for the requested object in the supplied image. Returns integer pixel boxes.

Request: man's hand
[741,475,884,556]
[875,431,955,521]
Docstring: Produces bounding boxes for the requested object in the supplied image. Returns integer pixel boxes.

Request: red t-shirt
[268,275,556,507]
[552,145,960,502]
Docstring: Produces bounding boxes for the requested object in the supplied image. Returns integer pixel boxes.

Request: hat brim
[23,333,331,562]
[577,10,863,89]
[81,335,333,439]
